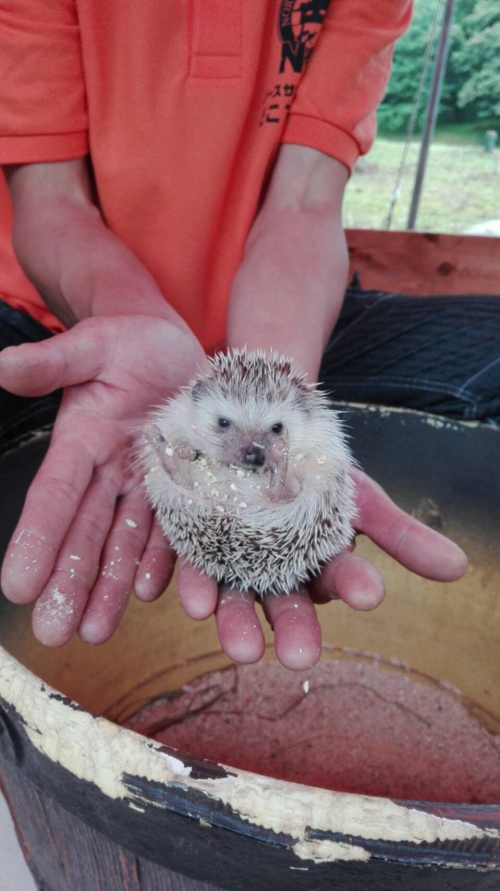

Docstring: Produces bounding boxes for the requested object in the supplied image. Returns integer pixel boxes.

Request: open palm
[0,314,208,644]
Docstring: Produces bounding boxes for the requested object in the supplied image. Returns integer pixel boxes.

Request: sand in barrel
[125,656,500,803]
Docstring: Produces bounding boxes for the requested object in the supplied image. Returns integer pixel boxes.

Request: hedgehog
[140,348,356,596]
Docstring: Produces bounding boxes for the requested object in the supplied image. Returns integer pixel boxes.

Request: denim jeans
[320,283,500,424]
[1,288,499,457]
[0,300,62,456]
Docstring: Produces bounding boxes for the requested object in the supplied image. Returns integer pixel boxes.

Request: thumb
[0,320,108,396]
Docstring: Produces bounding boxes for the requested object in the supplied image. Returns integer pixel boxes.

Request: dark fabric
[320,282,500,423]
[0,301,61,455]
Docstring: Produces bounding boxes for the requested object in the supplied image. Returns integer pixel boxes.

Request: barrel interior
[0,406,499,804]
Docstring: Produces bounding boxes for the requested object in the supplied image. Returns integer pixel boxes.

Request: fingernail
[33,584,79,646]
[1,530,50,602]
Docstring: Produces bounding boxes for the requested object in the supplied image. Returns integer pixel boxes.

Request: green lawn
[343,128,500,234]
[378,120,500,146]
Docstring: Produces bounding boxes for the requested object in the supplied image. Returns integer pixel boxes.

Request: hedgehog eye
[271,423,283,435]
[218,418,231,429]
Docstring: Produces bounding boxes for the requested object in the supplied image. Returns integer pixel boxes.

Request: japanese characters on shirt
[260,0,331,127]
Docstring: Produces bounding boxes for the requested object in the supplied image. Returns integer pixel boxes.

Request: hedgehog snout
[242,444,266,468]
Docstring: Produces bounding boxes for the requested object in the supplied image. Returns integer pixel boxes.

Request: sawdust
[125,658,500,804]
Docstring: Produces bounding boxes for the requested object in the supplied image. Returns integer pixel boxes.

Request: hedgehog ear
[192,380,209,402]
[293,392,311,416]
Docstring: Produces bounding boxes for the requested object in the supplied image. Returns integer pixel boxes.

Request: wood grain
[346,229,500,296]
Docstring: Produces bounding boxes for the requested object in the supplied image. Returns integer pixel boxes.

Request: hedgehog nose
[243,446,266,468]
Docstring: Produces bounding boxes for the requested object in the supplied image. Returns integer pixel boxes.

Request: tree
[440,0,477,122]
[453,1,500,118]
[377,0,440,133]
[378,0,499,132]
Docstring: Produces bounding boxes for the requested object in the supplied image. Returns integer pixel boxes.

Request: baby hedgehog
[141,348,356,596]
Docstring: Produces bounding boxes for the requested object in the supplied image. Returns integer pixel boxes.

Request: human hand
[0,313,208,645]
[176,467,468,671]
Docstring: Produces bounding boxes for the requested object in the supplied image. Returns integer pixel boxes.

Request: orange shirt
[0,0,411,352]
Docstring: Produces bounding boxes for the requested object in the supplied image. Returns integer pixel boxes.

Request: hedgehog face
[184,384,312,469]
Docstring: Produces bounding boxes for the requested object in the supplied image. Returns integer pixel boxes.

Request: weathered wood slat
[346,229,500,296]
[1,766,219,891]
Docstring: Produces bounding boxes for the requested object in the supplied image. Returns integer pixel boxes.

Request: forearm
[227,145,349,380]
[4,159,190,332]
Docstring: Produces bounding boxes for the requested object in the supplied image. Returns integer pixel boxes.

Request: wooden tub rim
[0,642,499,871]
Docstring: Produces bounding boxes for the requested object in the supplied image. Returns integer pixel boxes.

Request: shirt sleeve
[0,0,88,163]
[281,0,413,174]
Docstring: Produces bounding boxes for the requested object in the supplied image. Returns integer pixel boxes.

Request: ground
[343,124,500,234]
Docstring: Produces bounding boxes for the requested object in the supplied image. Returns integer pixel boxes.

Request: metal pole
[407,0,456,230]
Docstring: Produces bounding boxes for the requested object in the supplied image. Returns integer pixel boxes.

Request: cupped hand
[177,468,468,671]
[0,313,208,645]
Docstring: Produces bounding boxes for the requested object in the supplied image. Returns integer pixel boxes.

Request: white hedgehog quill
[141,349,356,596]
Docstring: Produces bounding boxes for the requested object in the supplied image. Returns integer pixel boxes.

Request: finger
[0,319,109,397]
[309,538,358,603]
[310,552,385,610]
[352,469,468,582]
[134,517,176,602]
[1,436,94,604]
[78,489,153,644]
[177,558,218,620]
[32,465,121,646]
[215,587,265,664]
[263,590,322,671]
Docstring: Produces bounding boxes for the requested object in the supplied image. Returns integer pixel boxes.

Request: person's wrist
[244,142,347,287]
[87,285,191,333]
[5,162,192,335]
[50,211,192,334]
[227,216,347,379]
[226,148,348,379]
[262,144,348,214]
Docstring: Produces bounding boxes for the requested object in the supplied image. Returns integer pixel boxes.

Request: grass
[378,120,500,146]
[343,125,500,234]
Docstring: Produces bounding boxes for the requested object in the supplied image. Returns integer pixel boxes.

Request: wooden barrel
[0,405,498,891]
